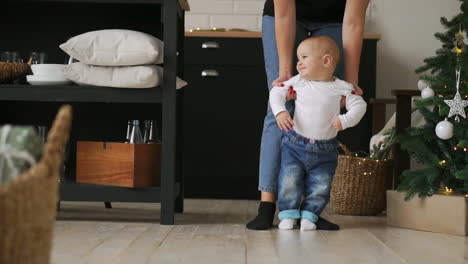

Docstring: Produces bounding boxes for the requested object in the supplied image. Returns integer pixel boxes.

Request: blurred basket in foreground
[0,105,72,264]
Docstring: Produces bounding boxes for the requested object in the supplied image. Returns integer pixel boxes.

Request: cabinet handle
[201,70,219,77]
[201,42,220,49]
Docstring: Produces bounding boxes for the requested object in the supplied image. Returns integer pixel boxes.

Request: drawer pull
[201,42,220,49]
[201,70,219,77]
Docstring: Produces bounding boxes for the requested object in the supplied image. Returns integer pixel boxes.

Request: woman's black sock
[296,216,340,230]
[246,202,276,230]
[316,216,340,230]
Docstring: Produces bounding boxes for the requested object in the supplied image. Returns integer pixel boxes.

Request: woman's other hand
[352,84,363,96]
[286,85,296,101]
[341,84,363,108]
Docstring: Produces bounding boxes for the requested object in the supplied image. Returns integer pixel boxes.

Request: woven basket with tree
[331,129,395,215]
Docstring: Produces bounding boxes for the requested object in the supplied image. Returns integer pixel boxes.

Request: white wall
[185,0,375,32]
[185,0,462,106]
[185,0,265,31]
[371,0,460,99]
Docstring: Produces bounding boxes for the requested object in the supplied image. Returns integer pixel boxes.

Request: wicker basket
[0,61,31,84]
[330,143,393,215]
[0,105,72,264]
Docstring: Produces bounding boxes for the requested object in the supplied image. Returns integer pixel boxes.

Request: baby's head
[296,36,340,81]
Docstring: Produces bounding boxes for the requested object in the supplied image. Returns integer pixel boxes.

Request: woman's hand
[352,84,363,96]
[286,85,296,101]
[341,84,363,108]
[273,73,296,101]
[272,72,292,87]
[275,111,294,131]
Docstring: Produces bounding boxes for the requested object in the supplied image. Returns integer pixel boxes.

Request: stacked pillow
[60,29,187,89]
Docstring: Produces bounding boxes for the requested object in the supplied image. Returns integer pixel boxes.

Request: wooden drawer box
[76,141,161,188]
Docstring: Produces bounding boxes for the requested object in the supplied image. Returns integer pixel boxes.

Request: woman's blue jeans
[258,15,344,193]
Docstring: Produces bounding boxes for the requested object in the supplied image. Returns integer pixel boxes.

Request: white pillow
[60,30,164,66]
[64,62,187,89]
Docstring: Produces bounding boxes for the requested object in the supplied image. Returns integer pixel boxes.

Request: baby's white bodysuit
[269,75,367,140]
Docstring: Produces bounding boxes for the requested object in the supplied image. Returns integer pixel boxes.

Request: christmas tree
[398,0,468,200]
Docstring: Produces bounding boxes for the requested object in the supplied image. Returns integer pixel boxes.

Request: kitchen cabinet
[183,32,379,199]
[183,36,268,199]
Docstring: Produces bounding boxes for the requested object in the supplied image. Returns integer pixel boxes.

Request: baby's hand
[276,111,294,131]
[332,116,343,131]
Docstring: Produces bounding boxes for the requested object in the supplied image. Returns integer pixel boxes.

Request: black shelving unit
[0,0,185,225]
[0,84,163,103]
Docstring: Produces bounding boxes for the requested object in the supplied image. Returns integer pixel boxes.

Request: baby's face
[296,42,324,79]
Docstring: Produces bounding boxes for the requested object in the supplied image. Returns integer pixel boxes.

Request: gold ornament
[452,25,465,54]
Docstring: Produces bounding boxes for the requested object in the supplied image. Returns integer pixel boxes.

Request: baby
[269,36,367,230]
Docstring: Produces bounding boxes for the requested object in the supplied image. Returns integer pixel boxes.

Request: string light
[454,146,458,151]
[439,187,455,195]
[349,152,387,178]
[464,148,467,152]
[439,160,447,165]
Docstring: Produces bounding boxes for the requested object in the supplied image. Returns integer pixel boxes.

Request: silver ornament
[444,69,468,122]
[418,80,428,91]
[435,119,454,140]
[421,87,434,99]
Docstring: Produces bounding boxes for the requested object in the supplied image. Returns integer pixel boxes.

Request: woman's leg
[247,15,309,230]
[257,15,283,197]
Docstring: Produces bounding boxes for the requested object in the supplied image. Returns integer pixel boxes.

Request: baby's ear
[323,54,334,68]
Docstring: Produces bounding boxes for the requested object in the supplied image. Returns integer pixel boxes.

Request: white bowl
[31,64,66,76]
[26,75,71,85]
